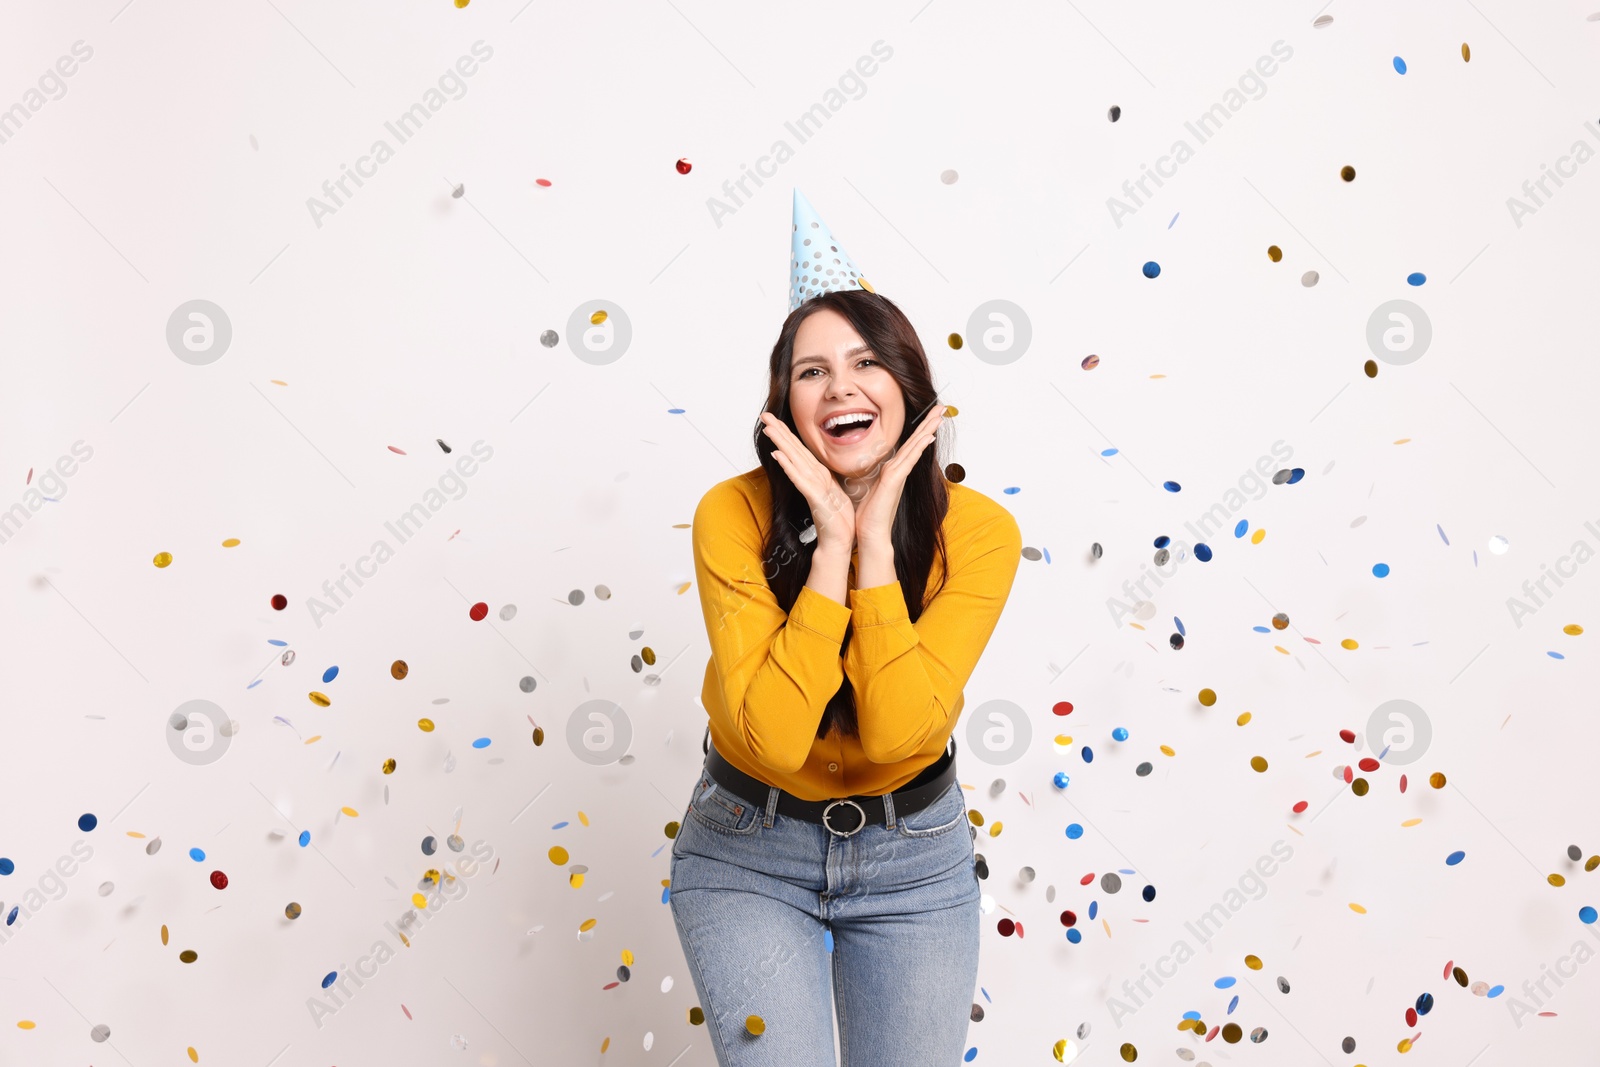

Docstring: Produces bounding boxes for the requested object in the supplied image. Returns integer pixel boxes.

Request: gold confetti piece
[303,735,322,745]
[1267,245,1282,262]
[1159,745,1175,757]
[179,949,198,962]
[745,1015,766,1035]
[1273,645,1289,655]
[153,551,173,568]
[1244,954,1263,970]
[1305,750,1322,758]
[269,379,288,386]
[1149,373,1166,379]
[418,718,435,732]
[579,918,598,932]
[1587,855,1600,872]
[17,1020,36,1029]
[858,277,875,294]
[1349,902,1367,914]
[621,949,634,965]
[1564,623,1584,635]
[988,821,1004,837]
[676,582,692,595]
[569,872,585,888]
[1054,734,1073,746]
[1198,688,1217,706]
[600,1037,609,1052]
[1128,621,1146,631]
[1236,712,1252,726]
[1287,823,1303,836]
[1394,437,1411,445]
[161,924,169,945]
[1397,1037,1412,1053]
[382,758,396,774]
[641,646,656,665]
[1401,818,1423,827]
[391,660,409,679]
[1250,528,1266,544]
[1341,639,1359,650]
[590,310,608,325]
[664,820,681,840]
[423,869,440,885]
[947,333,964,349]
[412,892,428,908]
[688,1007,705,1025]
[221,538,240,547]
[1429,772,1447,788]
[188,1047,199,1063]
[578,811,590,827]
[309,692,330,707]
[968,810,984,826]
[339,806,358,817]
[1250,756,1268,772]
[1548,873,1566,887]
[1102,917,1112,938]
[532,726,545,745]
[549,846,569,865]
[943,404,958,416]
[1461,42,1470,61]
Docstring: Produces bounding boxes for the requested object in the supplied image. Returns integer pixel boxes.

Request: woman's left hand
[847,403,945,546]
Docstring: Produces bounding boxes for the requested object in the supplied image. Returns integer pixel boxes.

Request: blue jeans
[668,757,982,1066]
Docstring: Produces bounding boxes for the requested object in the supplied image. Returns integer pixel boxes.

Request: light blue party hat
[789,188,874,312]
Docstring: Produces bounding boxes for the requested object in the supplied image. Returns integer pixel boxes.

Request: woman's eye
[799,359,874,380]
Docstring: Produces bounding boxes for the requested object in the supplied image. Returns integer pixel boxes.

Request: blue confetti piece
[553,821,569,830]
[1003,487,1021,495]
[0,858,13,876]
[298,830,310,847]
[1100,447,1119,457]
[1548,651,1566,659]
[1066,823,1084,839]
[964,1048,977,1063]
[321,971,338,989]
[1580,906,1597,924]
[1234,519,1248,538]
[1168,212,1179,229]
[1053,772,1071,789]
[1372,563,1390,578]
[1142,261,1161,279]
[1081,746,1094,763]
[1446,850,1465,865]
[1162,480,1182,492]
[980,986,991,1003]
[1394,56,1407,74]
[1182,1011,1201,1021]
[1119,868,1134,875]
[268,638,288,647]
[1416,992,1434,1015]
[1252,625,1271,633]
[1042,547,1051,564]
[1174,616,1185,636]
[472,737,492,749]
[824,928,834,952]
[1112,727,1129,742]
[1437,523,1449,545]
[1287,467,1305,484]
[189,847,206,862]
[322,666,339,683]
[1066,927,1082,943]
[1407,272,1427,286]
[1155,535,1170,549]
[1142,884,1156,902]
[1088,901,1098,920]
[1473,549,1479,567]
[661,886,671,904]
[1227,994,1239,1014]
[1194,543,1212,562]
[668,408,685,414]
[5,905,16,925]
[78,813,97,832]
[1488,985,1504,998]
[1215,976,1237,989]
[246,679,263,690]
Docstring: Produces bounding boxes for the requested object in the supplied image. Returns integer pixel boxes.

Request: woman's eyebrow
[794,344,871,369]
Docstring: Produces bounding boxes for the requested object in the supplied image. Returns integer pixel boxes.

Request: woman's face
[787,308,906,482]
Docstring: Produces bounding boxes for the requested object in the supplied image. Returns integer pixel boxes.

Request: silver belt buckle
[821,798,867,838]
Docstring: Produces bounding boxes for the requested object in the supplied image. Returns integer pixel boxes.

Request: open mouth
[823,413,876,440]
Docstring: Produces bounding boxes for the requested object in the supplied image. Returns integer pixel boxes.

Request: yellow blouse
[690,466,1023,801]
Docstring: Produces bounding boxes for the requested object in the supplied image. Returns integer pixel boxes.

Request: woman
[668,249,1024,1065]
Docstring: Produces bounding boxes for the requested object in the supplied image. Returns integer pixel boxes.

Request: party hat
[789,188,875,312]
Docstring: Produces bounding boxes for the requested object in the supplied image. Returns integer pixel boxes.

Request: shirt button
[827,762,839,772]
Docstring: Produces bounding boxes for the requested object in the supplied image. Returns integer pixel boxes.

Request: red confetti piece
[1080,872,1095,886]
[402,1004,413,1020]
[1405,1007,1417,1026]
[1206,1024,1220,1042]
[997,918,1015,936]
[387,445,407,455]
[271,594,287,611]
[535,178,552,187]
[601,981,620,990]
[469,602,489,621]
[1339,729,1356,743]
[1015,921,1025,938]
[1053,701,1074,716]
[1359,757,1380,772]
[1060,910,1077,927]
[1292,800,1308,813]
[675,157,692,175]
[1343,765,1354,783]
[1443,959,1454,978]
[209,870,228,889]
[1400,774,1408,793]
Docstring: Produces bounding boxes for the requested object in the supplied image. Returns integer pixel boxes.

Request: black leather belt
[701,731,959,838]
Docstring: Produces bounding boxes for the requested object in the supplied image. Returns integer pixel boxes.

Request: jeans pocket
[895,780,967,838]
[685,771,762,836]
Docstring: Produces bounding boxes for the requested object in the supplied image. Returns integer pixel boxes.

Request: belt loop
[882,787,897,830]
[763,785,780,827]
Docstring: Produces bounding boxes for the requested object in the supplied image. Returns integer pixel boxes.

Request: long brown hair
[752,289,951,741]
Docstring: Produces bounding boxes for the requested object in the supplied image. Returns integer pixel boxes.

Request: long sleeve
[692,483,853,774]
[843,506,1022,764]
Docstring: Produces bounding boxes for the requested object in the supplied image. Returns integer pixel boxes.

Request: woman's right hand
[760,412,856,553]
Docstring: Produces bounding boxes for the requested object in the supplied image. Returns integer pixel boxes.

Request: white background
[2,0,1597,1064]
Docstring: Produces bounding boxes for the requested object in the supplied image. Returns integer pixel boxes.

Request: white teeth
[824,412,875,431]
